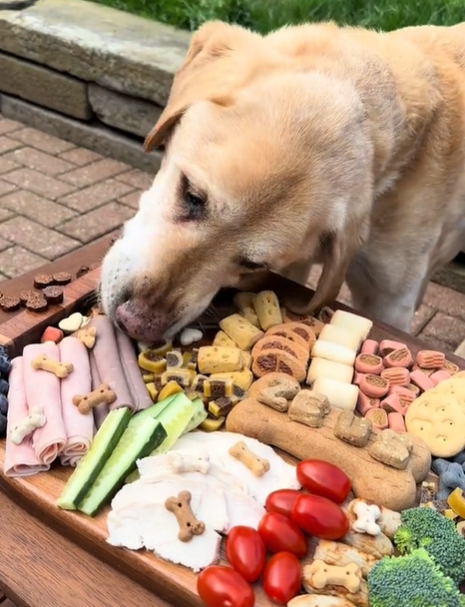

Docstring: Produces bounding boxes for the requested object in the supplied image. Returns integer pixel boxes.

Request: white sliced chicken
[173,431,300,504]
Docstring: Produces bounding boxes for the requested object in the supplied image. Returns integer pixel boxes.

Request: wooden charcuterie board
[0,246,464,607]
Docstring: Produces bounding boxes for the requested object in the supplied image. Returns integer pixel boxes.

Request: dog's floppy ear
[144,21,259,152]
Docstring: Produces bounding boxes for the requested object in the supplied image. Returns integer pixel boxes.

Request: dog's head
[100,21,373,342]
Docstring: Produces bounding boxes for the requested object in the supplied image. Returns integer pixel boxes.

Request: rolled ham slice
[23,342,67,465]
[90,351,108,429]
[88,315,135,412]
[115,328,152,412]
[3,357,50,477]
[59,336,94,467]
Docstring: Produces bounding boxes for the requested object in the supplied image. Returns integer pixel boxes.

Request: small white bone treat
[288,595,356,607]
[10,406,46,445]
[179,328,203,346]
[167,451,211,474]
[306,358,354,385]
[329,310,373,341]
[311,341,357,367]
[350,500,382,536]
[58,312,85,334]
[318,324,362,351]
[312,377,358,411]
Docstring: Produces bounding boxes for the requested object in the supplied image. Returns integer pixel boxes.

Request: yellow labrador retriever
[100,20,465,342]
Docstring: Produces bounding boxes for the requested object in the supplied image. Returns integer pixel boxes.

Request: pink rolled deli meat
[22,342,67,465]
[3,357,50,477]
[115,327,152,411]
[59,336,94,467]
[90,351,108,429]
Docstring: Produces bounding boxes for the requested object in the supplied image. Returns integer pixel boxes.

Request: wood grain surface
[0,240,464,607]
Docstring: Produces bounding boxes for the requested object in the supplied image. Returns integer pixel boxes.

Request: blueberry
[0,413,6,438]
[0,352,10,376]
[0,393,8,416]
[0,378,8,395]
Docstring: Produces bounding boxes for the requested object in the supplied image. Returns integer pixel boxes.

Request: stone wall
[0,0,190,172]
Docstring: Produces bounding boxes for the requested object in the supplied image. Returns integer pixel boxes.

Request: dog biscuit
[381,366,410,386]
[383,347,413,368]
[349,499,381,536]
[252,348,307,382]
[430,369,452,386]
[389,384,416,405]
[282,309,325,336]
[329,310,373,340]
[388,411,406,432]
[378,339,406,357]
[306,560,362,594]
[165,490,205,542]
[360,339,378,355]
[353,372,365,386]
[197,346,243,374]
[306,357,354,385]
[356,392,380,416]
[312,340,357,367]
[284,321,317,348]
[240,350,252,369]
[233,291,260,327]
[219,313,264,350]
[228,440,270,476]
[443,359,460,375]
[265,324,309,351]
[209,370,254,391]
[288,389,331,427]
[416,349,445,369]
[10,405,46,445]
[364,407,389,431]
[161,368,192,388]
[380,393,408,416]
[31,353,74,378]
[257,376,301,412]
[252,290,283,330]
[212,330,237,348]
[312,377,358,411]
[369,429,411,469]
[334,410,372,447]
[409,368,435,392]
[318,324,362,350]
[355,353,383,375]
[359,374,389,398]
[252,335,309,365]
[72,383,116,415]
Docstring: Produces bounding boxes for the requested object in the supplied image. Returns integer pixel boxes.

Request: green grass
[93,0,465,34]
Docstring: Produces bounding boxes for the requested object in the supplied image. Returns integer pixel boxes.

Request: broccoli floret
[394,506,465,584]
[368,548,465,607]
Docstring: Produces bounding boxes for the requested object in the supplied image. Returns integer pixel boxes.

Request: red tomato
[258,512,307,558]
[225,526,266,582]
[291,493,349,540]
[262,552,301,605]
[265,489,302,517]
[296,459,351,503]
[197,566,255,607]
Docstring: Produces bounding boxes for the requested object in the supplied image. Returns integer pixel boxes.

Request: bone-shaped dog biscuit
[72,383,116,414]
[257,376,301,412]
[165,490,206,542]
[350,500,382,536]
[307,560,362,594]
[76,326,97,349]
[10,405,47,445]
[31,353,74,378]
[228,440,270,476]
[167,452,211,475]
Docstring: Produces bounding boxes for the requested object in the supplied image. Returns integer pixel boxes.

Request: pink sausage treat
[379,339,407,357]
[365,407,389,431]
[360,339,379,355]
[383,347,413,369]
[359,374,390,398]
[3,357,50,477]
[115,328,153,412]
[409,369,435,392]
[353,372,366,386]
[356,391,380,416]
[354,353,383,375]
[406,383,421,397]
[430,369,452,386]
[380,393,408,415]
[89,351,108,429]
[381,366,410,386]
[388,412,406,433]
[59,336,94,467]
[411,364,435,377]
[415,349,445,369]
[389,385,417,405]
[22,342,67,465]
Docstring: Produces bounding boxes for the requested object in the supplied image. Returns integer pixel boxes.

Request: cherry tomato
[225,526,266,582]
[296,459,351,503]
[262,552,301,605]
[291,493,349,540]
[258,512,307,558]
[265,489,302,517]
[197,565,255,607]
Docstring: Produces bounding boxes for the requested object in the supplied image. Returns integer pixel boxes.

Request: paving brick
[118,190,143,210]
[0,179,17,197]
[0,136,22,154]
[116,168,153,190]
[0,208,14,223]
[455,340,465,359]
[2,168,77,200]
[2,147,75,176]
[423,281,465,322]
[0,117,22,135]
[418,311,465,351]
[0,234,12,251]
[59,179,135,213]
[9,126,75,155]
[410,304,436,335]
[0,190,76,228]
[59,147,103,166]
[0,245,47,278]
[0,216,80,260]
[0,157,19,175]
[57,202,135,243]
[60,158,130,187]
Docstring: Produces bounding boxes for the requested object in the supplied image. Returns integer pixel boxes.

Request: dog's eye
[185,191,205,216]
[239,259,269,272]
[179,174,206,221]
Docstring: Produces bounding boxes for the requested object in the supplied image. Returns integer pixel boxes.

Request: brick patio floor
[0,113,464,358]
